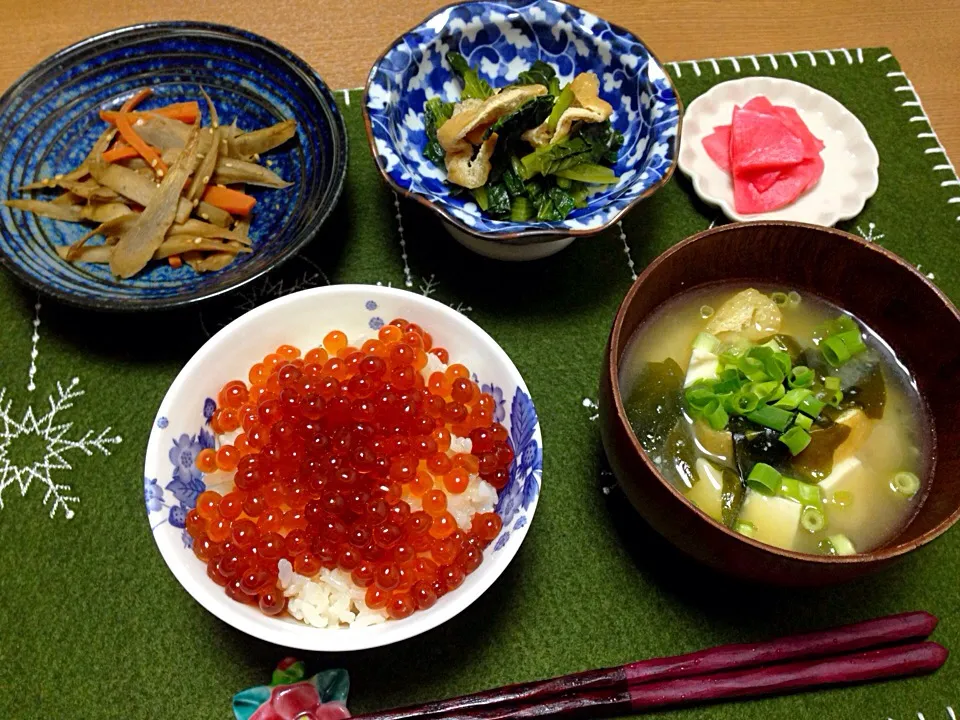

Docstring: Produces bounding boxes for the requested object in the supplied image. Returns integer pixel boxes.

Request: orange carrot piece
[100,102,200,125]
[102,144,143,163]
[121,88,153,112]
[202,186,256,216]
[168,255,183,268]
[114,112,168,174]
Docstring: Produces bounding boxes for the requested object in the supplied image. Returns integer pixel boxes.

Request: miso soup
[619,285,931,555]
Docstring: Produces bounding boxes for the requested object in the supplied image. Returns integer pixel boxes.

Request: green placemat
[1,46,958,720]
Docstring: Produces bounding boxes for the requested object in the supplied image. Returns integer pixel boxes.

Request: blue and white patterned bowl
[363,0,681,247]
[0,22,347,311]
[145,285,542,651]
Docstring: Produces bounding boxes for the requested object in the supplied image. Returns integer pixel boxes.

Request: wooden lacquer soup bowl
[599,221,960,586]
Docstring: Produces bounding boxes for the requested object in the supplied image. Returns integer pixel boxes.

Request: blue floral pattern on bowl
[364,0,681,241]
[493,387,541,550]
[146,398,217,548]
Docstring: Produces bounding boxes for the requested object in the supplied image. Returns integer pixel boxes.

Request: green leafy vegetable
[509,196,532,221]
[424,97,454,166]
[485,182,511,216]
[514,60,557,89]
[555,164,619,184]
[502,168,525,197]
[447,52,493,100]
[520,120,624,179]
[547,85,574,130]
[471,186,489,211]
[483,96,554,142]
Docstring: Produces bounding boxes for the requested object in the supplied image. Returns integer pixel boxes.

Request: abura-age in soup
[619,286,931,555]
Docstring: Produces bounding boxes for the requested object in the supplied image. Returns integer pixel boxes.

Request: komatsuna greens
[425,53,624,222]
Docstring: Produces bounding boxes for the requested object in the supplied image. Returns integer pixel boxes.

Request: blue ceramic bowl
[0,22,347,311]
[363,0,681,245]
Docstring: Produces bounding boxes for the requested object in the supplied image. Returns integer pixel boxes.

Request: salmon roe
[191,328,515,622]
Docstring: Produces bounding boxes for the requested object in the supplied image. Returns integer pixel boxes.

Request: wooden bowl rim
[607,219,960,566]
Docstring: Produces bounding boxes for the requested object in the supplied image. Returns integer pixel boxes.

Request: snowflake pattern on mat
[0,377,122,519]
[856,221,885,243]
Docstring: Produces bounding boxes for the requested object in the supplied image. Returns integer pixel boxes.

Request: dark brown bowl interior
[599,221,960,585]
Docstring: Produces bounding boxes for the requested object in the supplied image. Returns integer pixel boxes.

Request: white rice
[421,352,448,380]
[278,560,388,629]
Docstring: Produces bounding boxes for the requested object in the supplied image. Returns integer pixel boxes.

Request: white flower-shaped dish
[678,77,879,225]
[144,285,542,651]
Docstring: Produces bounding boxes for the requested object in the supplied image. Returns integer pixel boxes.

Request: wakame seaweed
[624,358,685,456]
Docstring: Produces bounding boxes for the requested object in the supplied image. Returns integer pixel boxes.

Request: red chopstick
[440,642,948,719]
[352,611,937,720]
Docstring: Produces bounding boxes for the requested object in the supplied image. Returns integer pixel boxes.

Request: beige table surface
[4,0,959,161]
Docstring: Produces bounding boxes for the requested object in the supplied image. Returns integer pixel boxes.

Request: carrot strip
[121,88,153,112]
[202,185,256,216]
[114,112,168,174]
[168,254,183,268]
[102,144,143,163]
[100,102,200,125]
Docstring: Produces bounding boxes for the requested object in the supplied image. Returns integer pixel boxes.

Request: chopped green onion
[712,376,742,395]
[814,315,858,343]
[818,386,844,408]
[834,329,867,355]
[821,335,852,366]
[828,533,857,555]
[547,85,574,130]
[778,476,800,502]
[771,291,789,306]
[700,305,714,319]
[765,352,791,382]
[747,463,782,495]
[509,196,532,222]
[766,383,786,403]
[798,481,823,509]
[692,332,721,354]
[794,413,813,430]
[739,356,767,382]
[702,400,729,431]
[685,383,716,409]
[471,186,489,211]
[832,316,858,334]
[801,506,826,533]
[832,490,854,508]
[788,366,814,388]
[787,291,801,306]
[824,376,841,391]
[746,404,794,432]
[798,395,826,418]
[734,520,756,538]
[775,388,813,410]
[781,477,823,508]
[891,471,921,498]
[779,426,812,455]
[731,390,760,414]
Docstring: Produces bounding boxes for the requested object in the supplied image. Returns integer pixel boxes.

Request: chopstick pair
[352,611,946,720]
